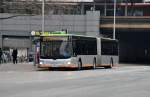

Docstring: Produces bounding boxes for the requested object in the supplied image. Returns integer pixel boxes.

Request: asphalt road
[0,63,150,97]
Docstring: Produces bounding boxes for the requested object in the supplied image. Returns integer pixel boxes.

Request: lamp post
[113,0,116,39]
[42,0,45,33]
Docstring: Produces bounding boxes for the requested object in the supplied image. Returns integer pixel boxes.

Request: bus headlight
[67,62,71,65]
[40,61,43,65]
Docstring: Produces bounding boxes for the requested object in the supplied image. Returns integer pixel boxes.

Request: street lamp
[113,0,116,39]
[42,0,45,33]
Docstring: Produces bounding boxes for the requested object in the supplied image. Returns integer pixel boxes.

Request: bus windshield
[40,38,72,59]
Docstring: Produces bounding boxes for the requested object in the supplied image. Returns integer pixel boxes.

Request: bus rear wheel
[78,60,82,70]
[105,57,114,69]
[106,57,113,69]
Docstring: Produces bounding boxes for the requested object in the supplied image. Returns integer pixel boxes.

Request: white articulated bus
[32,31,119,69]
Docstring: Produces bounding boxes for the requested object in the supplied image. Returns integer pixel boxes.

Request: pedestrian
[0,48,2,64]
[12,49,18,64]
[3,52,7,63]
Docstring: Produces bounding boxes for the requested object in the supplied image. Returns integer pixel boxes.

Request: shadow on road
[120,62,150,66]
[36,67,106,72]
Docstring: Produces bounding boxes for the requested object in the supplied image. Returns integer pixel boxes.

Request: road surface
[0,63,150,97]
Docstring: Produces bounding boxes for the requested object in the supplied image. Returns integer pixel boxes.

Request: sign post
[113,0,116,39]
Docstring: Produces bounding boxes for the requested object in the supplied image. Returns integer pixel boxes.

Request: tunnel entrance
[119,29,150,63]
[101,28,150,63]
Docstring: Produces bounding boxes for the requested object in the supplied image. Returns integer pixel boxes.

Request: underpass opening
[101,28,150,64]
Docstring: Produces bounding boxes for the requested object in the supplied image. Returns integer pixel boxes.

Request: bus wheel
[108,57,113,69]
[105,57,113,69]
[78,60,82,70]
[93,58,96,69]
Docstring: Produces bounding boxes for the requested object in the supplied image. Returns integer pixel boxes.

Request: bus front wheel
[93,58,96,69]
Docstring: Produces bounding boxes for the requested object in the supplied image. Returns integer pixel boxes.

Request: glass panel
[101,40,118,55]
[72,36,97,55]
[40,37,72,59]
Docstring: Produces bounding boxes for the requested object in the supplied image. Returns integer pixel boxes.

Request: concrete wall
[0,11,100,48]
[3,38,31,48]
[0,11,100,35]
[86,11,100,36]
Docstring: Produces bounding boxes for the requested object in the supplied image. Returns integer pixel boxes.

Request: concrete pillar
[0,33,3,49]
[104,1,107,16]
[125,4,128,16]
[86,11,100,37]
[0,13,3,49]
[81,3,85,14]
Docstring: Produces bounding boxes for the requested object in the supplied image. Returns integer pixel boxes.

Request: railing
[100,16,150,29]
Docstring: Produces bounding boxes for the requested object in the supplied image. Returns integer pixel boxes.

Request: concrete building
[0,11,100,59]
[0,0,150,63]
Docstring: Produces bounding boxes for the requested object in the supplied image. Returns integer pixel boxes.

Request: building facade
[0,0,150,63]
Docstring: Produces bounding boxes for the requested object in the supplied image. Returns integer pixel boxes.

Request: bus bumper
[37,64,77,68]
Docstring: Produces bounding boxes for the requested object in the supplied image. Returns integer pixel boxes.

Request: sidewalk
[119,63,150,66]
[0,62,37,72]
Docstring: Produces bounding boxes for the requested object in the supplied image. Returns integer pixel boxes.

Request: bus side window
[72,40,77,56]
[101,40,118,55]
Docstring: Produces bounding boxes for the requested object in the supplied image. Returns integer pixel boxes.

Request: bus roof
[69,34,117,41]
[31,31,117,41]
